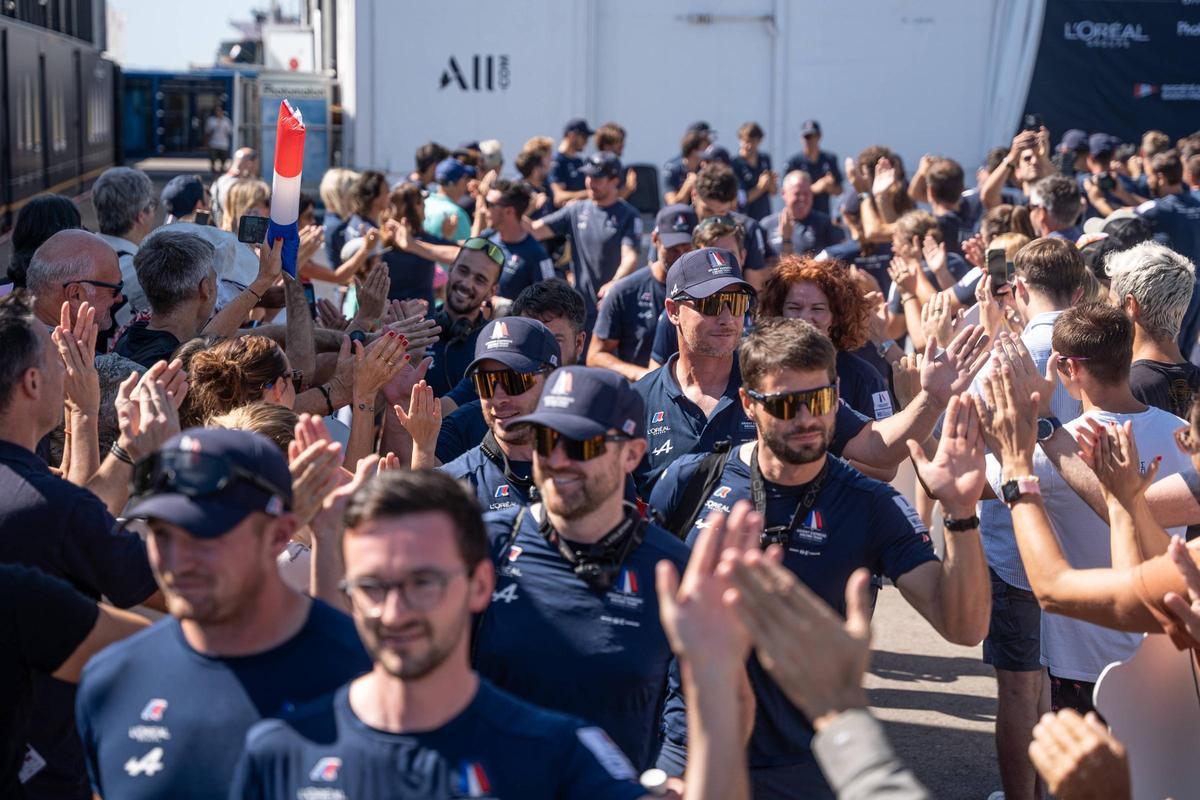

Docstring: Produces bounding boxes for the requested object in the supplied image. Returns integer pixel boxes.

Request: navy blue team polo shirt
[662,155,688,195]
[728,210,773,272]
[836,350,893,420]
[762,208,842,256]
[551,152,586,192]
[783,151,843,216]
[732,152,774,221]
[816,239,894,296]
[76,600,371,800]
[481,227,556,300]
[436,400,490,464]
[540,199,642,321]
[230,680,645,799]
[649,448,937,779]
[593,265,667,366]
[473,507,689,770]
[440,443,533,513]
[427,312,485,397]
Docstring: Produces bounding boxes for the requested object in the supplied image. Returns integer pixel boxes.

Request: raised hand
[906,394,986,516]
[253,237,284,294]
[974,364,1038,473]
[382,355,432,408]
[393,379,442,455]
[353,331,409,404]
[54,300,99,414]
[1029,709,1130,800]
[286,421,345,526]
[992,333,1056,417]
[353,261,391,327]
[887,257,919,298]
[919,324,990,406]
[115,369,181,462]
[871,157,896,196]
[963,233,985,269]
[1076,419,1159,509]
[1163,536,1200,644]
[316,298,350,330]
[891,352,922,410]
[920,291,955,352]
[922,233,948,276]
[298,224,325,266]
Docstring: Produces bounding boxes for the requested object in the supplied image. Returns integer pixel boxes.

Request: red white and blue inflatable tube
[266,99,306,276]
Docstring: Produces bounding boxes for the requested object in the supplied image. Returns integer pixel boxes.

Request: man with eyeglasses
[75,428,371,800]
[471,366,690,771]
[27,230,127,340]
[425,239,505,397]
[649,318,991,799]
[479,179,555,300]
[437,317,560,510]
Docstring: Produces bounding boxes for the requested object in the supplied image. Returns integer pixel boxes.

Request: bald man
[211,147,260,227]
[26,230,127,334]
[762,171,840,257]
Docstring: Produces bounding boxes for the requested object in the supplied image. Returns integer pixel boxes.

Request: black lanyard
[538,503,646,592]
[479,432,538,502]
[749,445,828,549]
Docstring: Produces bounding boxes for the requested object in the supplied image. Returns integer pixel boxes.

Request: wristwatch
[876,339,897,359]
[943,513,980,533]
[1036,416,1062,442]
[1001,475,1041,506]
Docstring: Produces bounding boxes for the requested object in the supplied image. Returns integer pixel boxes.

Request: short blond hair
[319,168,360,220]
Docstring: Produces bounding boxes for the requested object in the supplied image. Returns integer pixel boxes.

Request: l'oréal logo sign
[1063,20,1150,48]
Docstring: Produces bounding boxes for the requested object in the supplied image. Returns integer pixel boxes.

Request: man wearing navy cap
[529,151,642,321]
[75,428,371,800]
[423,158,474,252]
[1056,129,1089,177]
[663,123,714,206]
[1079,133,1144,219]
[438,317,560,511]
[762,171,840,258]
[160,175,209,224]
[552,118,593,205]
[693,163,775,291]
[588,204,697,381]
[472,365,691,771]
[784,120,843,218]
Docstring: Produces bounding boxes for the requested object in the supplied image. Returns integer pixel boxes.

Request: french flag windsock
[266,99,306,276]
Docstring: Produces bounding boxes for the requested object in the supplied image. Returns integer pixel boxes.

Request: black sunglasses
[531,425,630,461]
[677,290,753,318]
[462,237,505,267]
[747,384,838,420]
[132,450,290,509]
[471,368,546,400]
[62,278,124,296]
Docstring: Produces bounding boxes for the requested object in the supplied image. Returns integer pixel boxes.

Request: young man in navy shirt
[907,156,982,253]
[551,118,592,205]
[694,163,775,293]
[588,203,697,381]
[437,317,560,511]
[784,119,843,218]
[732,121,776,221]
[472,366,691,771]
[663,122,713,206]
[530,151,642,324]
[650,319,991,799]
[75,429,371,800]
[480,179,555,300]
[762,171,840,259]
[425,238,505,396]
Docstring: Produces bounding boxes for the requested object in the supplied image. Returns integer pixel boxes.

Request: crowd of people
[3,112,1200,800]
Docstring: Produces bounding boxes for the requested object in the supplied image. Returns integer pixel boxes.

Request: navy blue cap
[666,247,752,299]
[800,119,821,137]
[510,366,645,441]
[700,144,731,164]
[459,140,481,151]
[435,158,476,184]
[563,117,594,137]
[1059,129,1088,153]
[1088,133,1120,158]
[161,174,205,217]
[655,204,699,248]
[466,316,561,376]
[125,428,292,540]
[688,121,714,136]
[580,151,622,179]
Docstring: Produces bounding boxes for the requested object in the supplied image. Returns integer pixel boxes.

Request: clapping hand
[919,324,990,406]
[1029,709,1130,800]
[871,157,897,196]
[920,292,956,352]
[992,333,1056,417]
[287,414,345,526]
[316,298,350,330]
[1075,418,1159,509]
[922,233,948,277]
[353,331,409,404]
[353,261,391,327]
[393,379,442,454]
[974,363,1038,474]
[907,394,987,517]
[1163,536,1200,645]
[114,366,182,462]
[53,300,99,414]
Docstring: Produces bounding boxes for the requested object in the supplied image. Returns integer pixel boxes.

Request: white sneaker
[986,793,1005,800]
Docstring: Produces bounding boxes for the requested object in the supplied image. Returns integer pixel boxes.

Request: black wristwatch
[1037,416,1062,442]
[942,514,980,533]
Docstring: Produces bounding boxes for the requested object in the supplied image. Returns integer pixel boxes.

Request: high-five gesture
[907,394,987,517]
[920,324,990,406]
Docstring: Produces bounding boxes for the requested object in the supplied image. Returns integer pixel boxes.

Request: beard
[445,279,480,315]
[535,460,621,520]
[361,606,467,681]
[760,418,833,465]
[681,322,740,358]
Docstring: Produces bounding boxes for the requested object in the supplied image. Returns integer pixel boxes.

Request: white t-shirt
[986,405,1191,681]
[205,115,233,149]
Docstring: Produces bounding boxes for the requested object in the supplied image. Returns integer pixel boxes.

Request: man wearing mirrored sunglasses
[75,428,371,800]
[438,317,560,511]
[472,366,691,771]
[425,240,504,397]
[649,318,990,798]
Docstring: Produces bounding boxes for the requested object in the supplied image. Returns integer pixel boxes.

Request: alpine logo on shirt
[139,699,168,722]
[494,484,510,498]
[309,757,342,782]
[455,760,493,797]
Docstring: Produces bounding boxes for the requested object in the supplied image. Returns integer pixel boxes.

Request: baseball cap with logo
[667,247,753,300]
[655,204,699,248]
[125,428,293,539]
[580,151,623,179]
[435,158,477,185]
[563,118,595,137]
[465,316,561,376]
[161,174,206,218]
[510,366,645,440]
[800,119,822,137]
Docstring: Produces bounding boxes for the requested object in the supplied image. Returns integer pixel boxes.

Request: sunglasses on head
[697,214,738,232]
[676,290,752,318]
[462,237,505,267]
[1054,354,1089,374]
[471,368,546,399]
[132,450,290,508]
[747,384,838,420]
[531,424,630,461]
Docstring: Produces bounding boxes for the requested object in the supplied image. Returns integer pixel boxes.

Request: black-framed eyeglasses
[471,367,547,400]
[263,368,303,394]
[676,290,753,318]
[462,237,505,267]
[339,569,465,614]
[62,278,124,297]
[131,450,291,509]
[531,424,630,461]
[747,384,838,420]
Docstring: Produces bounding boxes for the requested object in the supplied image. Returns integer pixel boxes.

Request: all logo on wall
[440,56,511,91]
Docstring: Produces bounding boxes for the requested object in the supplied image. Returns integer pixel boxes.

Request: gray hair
[1106,241,1196,340]
[1030,176,1082,229]
[26,245,94,298]
[134,229,216,314]
[93,167,154,236]
[479,140,504,171]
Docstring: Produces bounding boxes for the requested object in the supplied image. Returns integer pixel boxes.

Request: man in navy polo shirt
[762,171,840,258]
[588,203,697,381]
[75,429,372,800]
[472,366,690,770]
[530,151,642,323]
[426,238,505,396]
[908,156,982,253]
[480,179,555,300]
[784,120,843,218]
[1029,176,1084,243]
[693,163,774,291]
[439,317,560,511]
[551,118,593,206]
[663,122,713,206]
[650,319,990,799]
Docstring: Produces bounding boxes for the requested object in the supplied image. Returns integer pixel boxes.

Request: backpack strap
[659,440,732,540]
